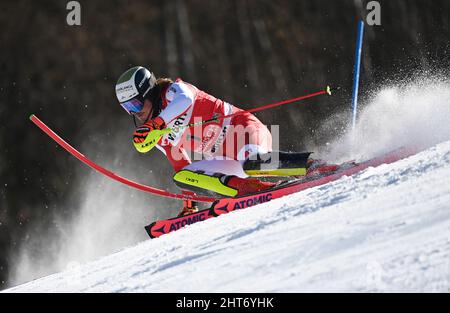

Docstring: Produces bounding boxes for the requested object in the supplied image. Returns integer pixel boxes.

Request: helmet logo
[116,82,138,102]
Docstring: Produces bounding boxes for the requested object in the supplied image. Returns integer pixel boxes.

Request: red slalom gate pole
[29,114,216,202]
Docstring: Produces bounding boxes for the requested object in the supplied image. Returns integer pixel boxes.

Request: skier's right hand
[133,117,165,144]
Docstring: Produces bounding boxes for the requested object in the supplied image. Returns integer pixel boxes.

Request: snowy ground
[5,140,450,292]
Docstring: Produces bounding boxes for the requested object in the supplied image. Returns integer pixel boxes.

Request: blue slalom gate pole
[351,20,364,130]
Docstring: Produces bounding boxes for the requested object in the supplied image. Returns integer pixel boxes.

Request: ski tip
[326,86,332,95]
[144,222,157,239]
[29,114,35,121]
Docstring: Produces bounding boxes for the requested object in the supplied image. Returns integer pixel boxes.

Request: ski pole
[183,86,332,129]
[138,86,332,153]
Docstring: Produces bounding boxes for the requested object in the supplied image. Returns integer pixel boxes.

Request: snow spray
[320,74,450,162]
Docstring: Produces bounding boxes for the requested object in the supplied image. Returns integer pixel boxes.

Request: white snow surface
[5,140,450,292]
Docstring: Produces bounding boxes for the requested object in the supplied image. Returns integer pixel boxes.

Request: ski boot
[243,151,311,177]
[173,170,278,198]
[242,151,339,178]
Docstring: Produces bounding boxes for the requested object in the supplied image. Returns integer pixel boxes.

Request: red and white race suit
[155,79,272,177]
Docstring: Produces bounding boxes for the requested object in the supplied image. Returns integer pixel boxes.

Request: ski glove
[133,117,165,144]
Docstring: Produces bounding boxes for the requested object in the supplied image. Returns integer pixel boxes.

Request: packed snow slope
[6,140,450,292]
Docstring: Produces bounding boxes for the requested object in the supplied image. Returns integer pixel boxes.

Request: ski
[145,146,419,238]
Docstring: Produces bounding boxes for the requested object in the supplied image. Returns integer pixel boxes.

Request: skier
[115,66,332,216]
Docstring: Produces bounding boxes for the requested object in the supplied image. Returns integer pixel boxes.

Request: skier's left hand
[133,117,165,143]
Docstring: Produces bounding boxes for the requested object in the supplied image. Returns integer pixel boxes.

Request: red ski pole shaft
[185,86,331,128]
[232,86,331,117]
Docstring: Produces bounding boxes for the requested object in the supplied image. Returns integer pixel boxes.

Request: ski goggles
[120,98,144,115]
